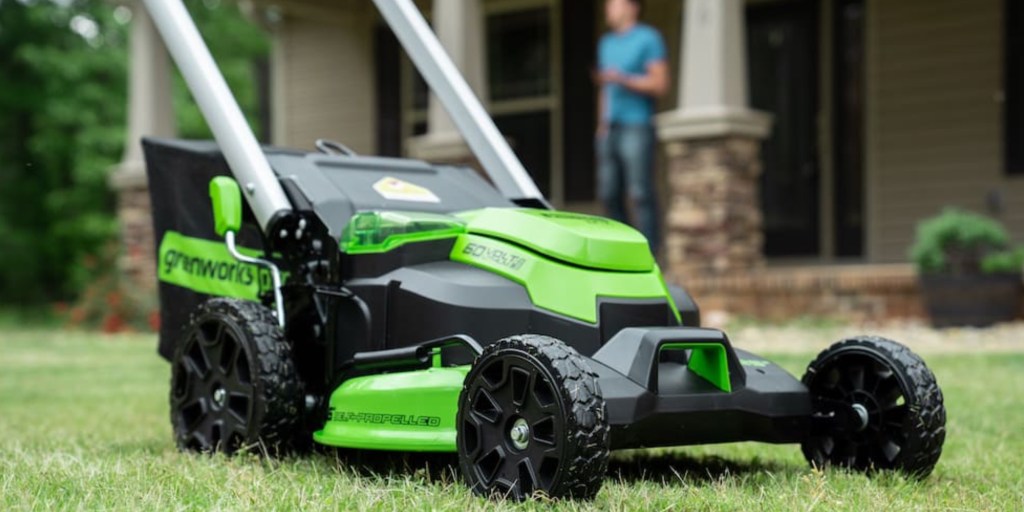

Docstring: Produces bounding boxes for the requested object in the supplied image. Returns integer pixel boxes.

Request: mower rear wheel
[801,336,946,477]
[457,335,609,500]
[170,298,302,455]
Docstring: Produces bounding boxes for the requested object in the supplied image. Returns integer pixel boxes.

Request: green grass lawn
[1,329,1022,511]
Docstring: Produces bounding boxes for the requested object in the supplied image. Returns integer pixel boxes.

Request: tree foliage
[175,0,269,140]
[0,0,267,306]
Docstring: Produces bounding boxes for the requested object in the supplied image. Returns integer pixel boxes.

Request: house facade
[256,0,1023,258]
[113,0,1024,320]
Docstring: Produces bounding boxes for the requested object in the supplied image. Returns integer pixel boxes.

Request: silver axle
[225,231,285,328]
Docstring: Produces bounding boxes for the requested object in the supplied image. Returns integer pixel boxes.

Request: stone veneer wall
[115,182,157,293]
[662,136,764,280]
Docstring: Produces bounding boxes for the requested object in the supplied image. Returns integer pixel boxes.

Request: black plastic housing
[591,327,812,449]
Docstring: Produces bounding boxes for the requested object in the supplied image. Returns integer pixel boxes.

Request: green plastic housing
[313,366,469,452]
[340,211,467,254]
[338,207,680,323]
[450,233,677,324]
[209,176,243,236]
[459,208,655,272]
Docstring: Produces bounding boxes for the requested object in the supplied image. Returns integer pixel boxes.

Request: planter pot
[920,273,1023,327]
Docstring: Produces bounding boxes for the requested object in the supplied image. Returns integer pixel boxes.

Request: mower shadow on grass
[317,447,462,484]
[607,451,792,485]
[310,446,791,488]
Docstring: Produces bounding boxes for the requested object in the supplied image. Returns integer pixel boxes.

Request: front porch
[109,0,1024,323]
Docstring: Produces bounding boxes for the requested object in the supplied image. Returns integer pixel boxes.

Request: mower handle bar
[141,0,544,234]
[372,0,544,202]
[140,0,292,232]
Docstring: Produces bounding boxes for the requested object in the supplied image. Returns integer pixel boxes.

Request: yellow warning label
[372,177,440,203]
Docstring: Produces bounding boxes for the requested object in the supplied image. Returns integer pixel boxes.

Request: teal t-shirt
[598,24,667,125]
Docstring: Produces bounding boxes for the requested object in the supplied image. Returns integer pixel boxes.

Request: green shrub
[981,247,1024,274]
[910,208,1023,275]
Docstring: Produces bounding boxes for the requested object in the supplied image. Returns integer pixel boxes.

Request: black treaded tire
[801,336,946,477]
[457,335,610,501]
[170,298,303,455]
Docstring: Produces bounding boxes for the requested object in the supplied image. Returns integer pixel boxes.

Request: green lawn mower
[140,0,946,501]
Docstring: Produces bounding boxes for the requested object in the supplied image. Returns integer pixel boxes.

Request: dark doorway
[493,112,552,197]
[747,0,821,257]
[561,0,597,202]
[833,0,866,256]
[374,25,403,157]
[487,7,554,197]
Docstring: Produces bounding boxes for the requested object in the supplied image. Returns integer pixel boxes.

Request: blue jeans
[597,124,660,252]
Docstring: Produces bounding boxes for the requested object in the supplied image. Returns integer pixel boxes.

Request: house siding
[867,0,1023,261]
[270,8,376,153]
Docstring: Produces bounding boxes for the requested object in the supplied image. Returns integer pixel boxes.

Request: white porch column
[111,3,177,185]
[407,0,487,162]
[657,0,771,279]
[658,0,770,139]
[110,2,177,291]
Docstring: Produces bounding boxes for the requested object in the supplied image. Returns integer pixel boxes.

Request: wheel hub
[850,402,869,432]
[509,418,530,450]
[212,387,227,409]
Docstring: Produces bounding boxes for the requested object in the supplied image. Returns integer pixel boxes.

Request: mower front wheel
[170,298,303,455]
[457,335,610,501]
[801,336,946,477]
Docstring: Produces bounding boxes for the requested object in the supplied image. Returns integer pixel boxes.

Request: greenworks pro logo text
[163,250,257,286]
[158,231,272,301]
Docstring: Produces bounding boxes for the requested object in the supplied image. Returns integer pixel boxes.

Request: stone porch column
[109,2,177,291]
[657,0,771,280]
[406,0,487,163]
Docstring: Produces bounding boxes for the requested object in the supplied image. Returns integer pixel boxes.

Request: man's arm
[622,60,669,97]
[601,60,669,98]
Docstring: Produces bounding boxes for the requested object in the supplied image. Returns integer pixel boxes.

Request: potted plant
[910,209,1024,327]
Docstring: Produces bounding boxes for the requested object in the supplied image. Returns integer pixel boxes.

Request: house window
[487,8,552,101]
[485,3,560,199]
[1008,0,1024,175]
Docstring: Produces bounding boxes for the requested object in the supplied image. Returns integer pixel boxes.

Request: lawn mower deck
[312,325,812,453]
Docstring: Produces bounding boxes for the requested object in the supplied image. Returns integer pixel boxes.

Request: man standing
[596,0,669,253]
